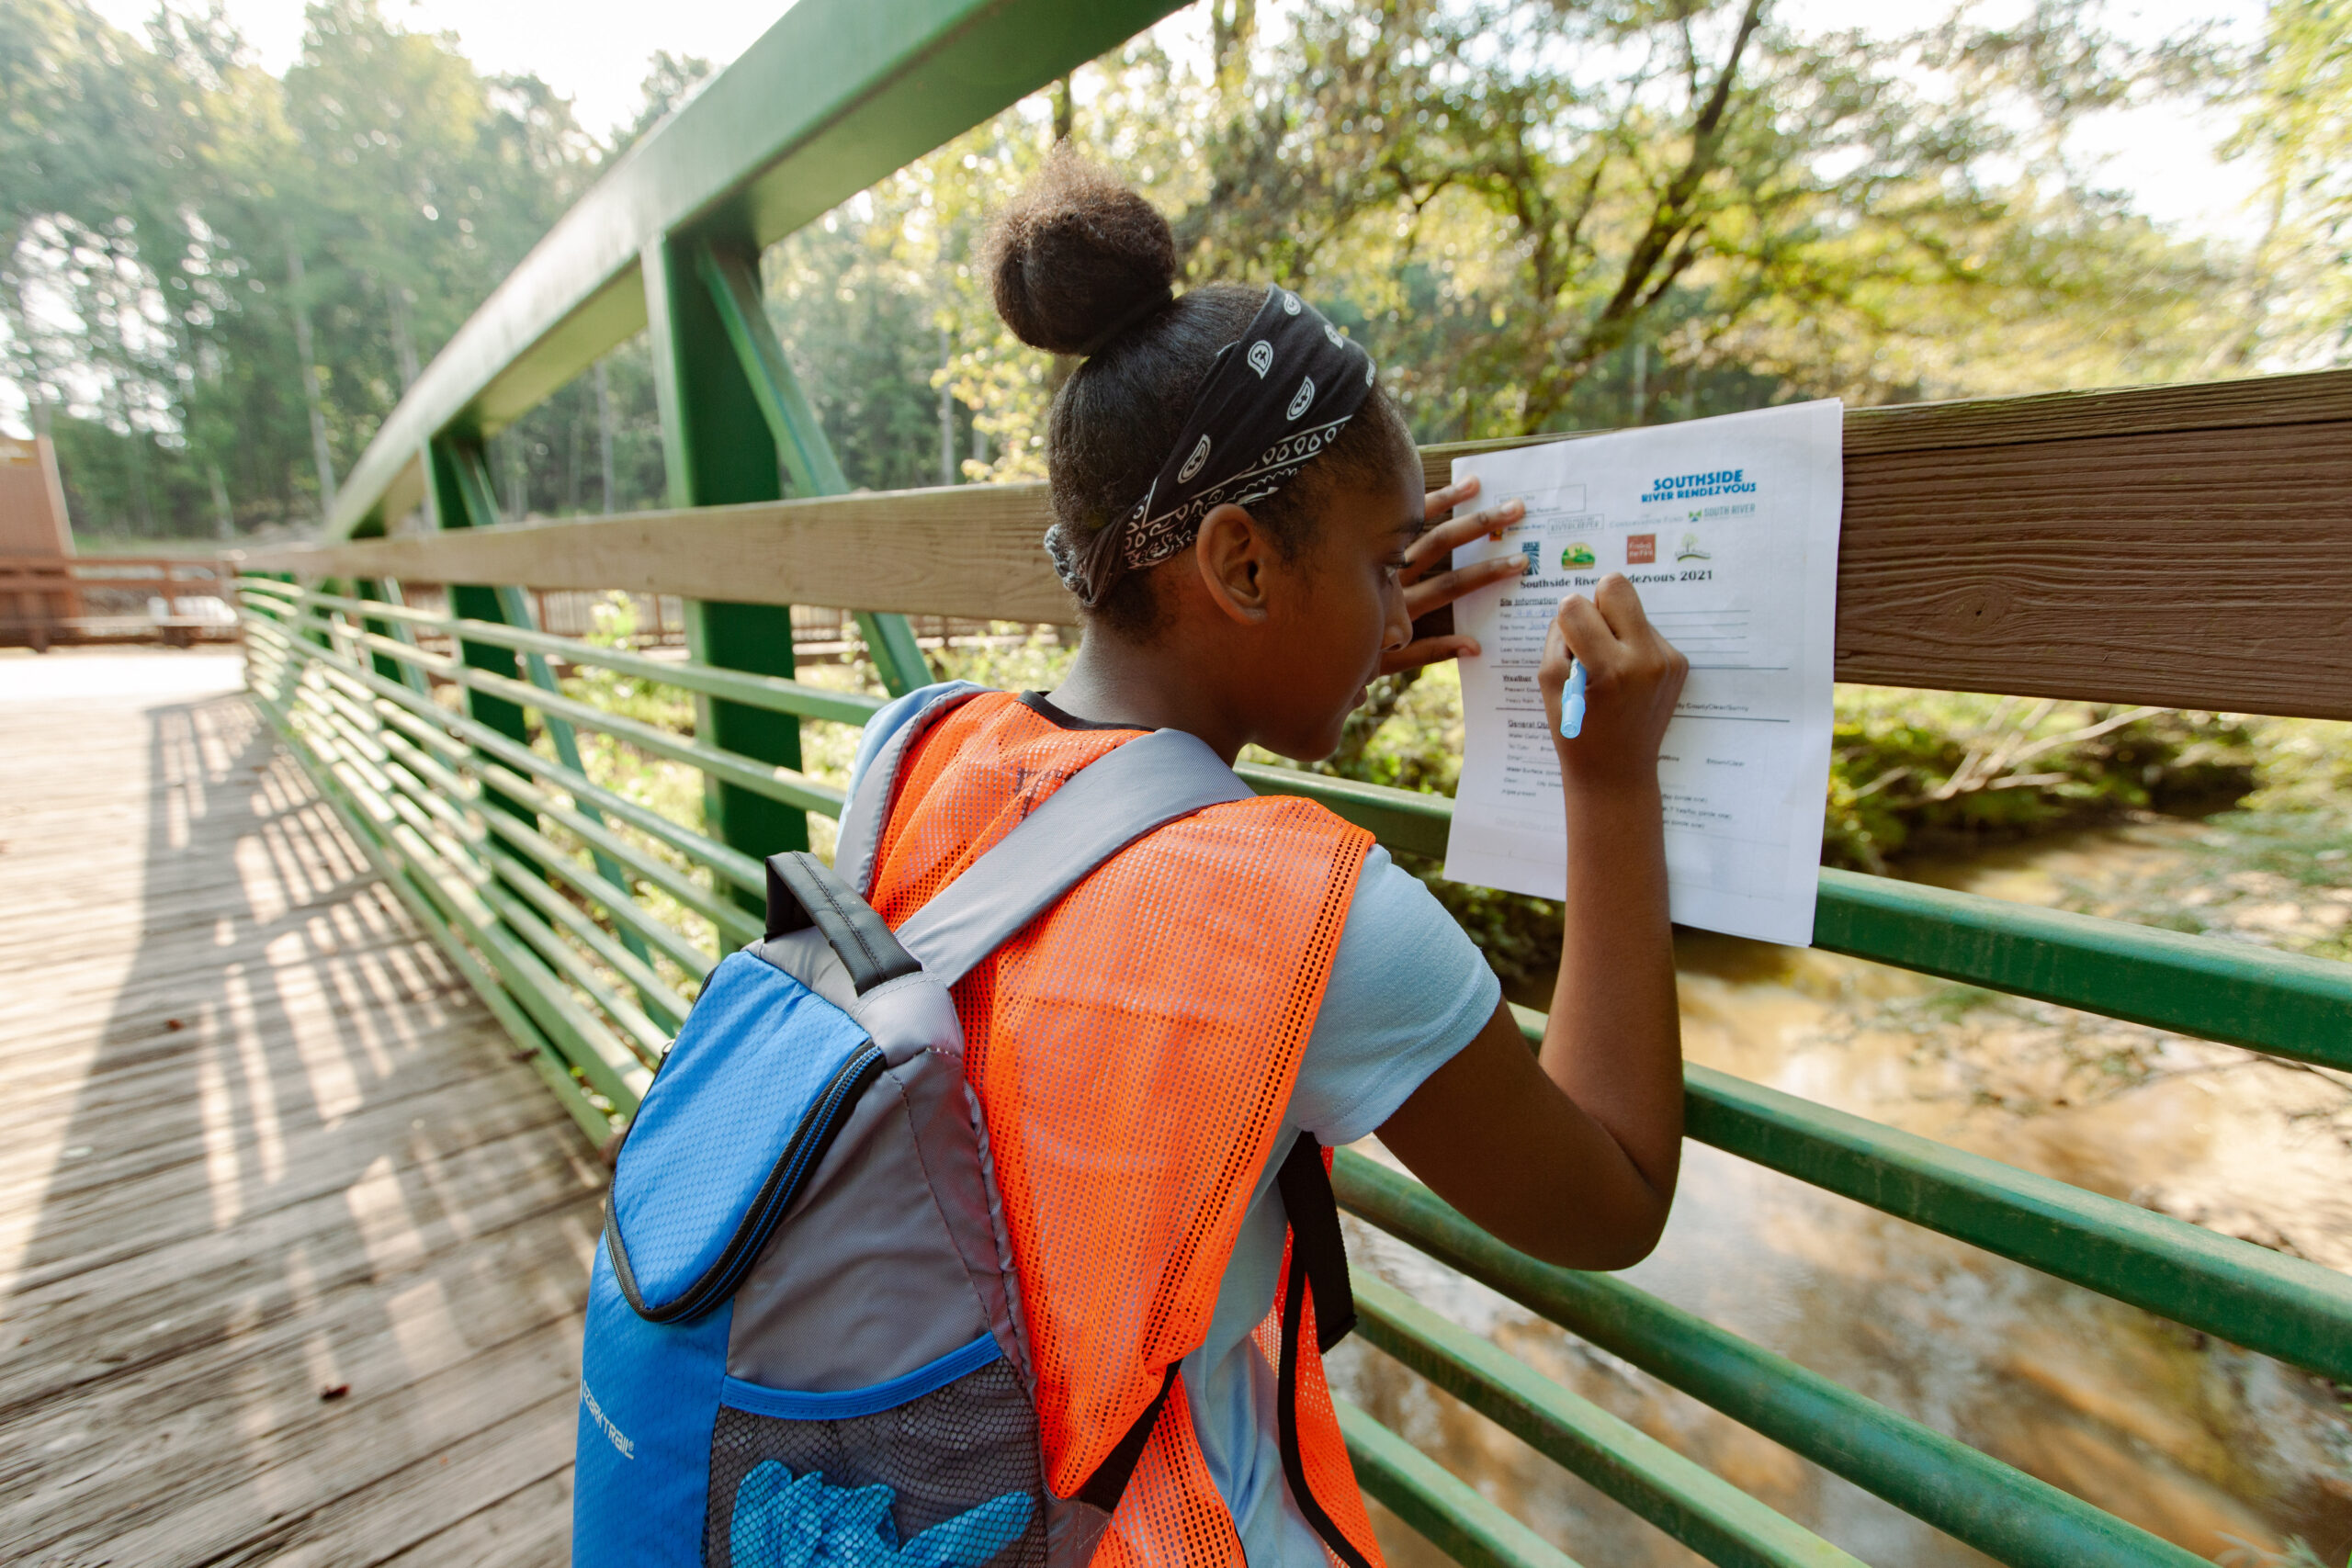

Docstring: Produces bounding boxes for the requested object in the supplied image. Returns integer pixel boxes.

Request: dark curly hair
[985,148,1414,637]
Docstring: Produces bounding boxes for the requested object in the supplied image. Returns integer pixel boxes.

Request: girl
[846,152,1690,1568]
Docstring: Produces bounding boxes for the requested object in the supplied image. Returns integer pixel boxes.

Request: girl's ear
[1193,502,1272,625]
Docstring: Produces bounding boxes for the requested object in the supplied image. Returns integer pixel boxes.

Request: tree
[1130,0,2245,438]
[1,0,2285,539]
[0,0,613,537]
[611,51,713,157]
[2229,0,2352,366]
[279,0,599,489]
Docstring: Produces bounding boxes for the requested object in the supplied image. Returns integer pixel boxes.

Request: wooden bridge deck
[0,649,598,1567]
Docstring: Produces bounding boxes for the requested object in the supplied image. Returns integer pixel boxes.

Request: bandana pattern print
[1043,284,1376,607]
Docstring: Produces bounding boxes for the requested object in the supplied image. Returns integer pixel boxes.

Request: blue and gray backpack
[571,706,1256,1568]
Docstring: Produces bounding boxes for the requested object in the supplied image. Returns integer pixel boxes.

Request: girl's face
[1248,458,1422,761]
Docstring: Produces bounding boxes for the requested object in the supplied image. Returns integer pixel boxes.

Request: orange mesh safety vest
[865,692,1387,1568]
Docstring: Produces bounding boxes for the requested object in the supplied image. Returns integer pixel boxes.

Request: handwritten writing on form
[1443,400,1843,946]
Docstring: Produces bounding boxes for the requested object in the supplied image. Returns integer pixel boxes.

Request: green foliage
[2,0,645,539]
[2244,717,2352,811]
[2226,0,2352,365]
[1137,0,2252,439]
[737,0,2290,499]
[1823,690,2259,873]
[13,0,2327,544]
[2216,1532,2350,1568]
[765,214,965,493]
[1303,672,2302,987]
[561,592,693,730]
[1315,665,1466,796]
[926,626,1079,694]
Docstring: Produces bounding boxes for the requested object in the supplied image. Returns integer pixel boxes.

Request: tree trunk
[596,359,617,509]
[388,284,421,390]
[938,325,956,486]
[504,438,527,520]
[284,238,337,508]
[565,400,582,513]
[209,461,234,540]
[127,404,156,536]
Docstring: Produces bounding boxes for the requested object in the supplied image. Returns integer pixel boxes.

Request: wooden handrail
[236,368,2352,721]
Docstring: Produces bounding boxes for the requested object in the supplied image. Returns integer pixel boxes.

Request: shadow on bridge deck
[0,649,599,1567]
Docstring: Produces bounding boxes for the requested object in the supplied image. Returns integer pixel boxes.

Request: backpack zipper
[621,1041,887,1323]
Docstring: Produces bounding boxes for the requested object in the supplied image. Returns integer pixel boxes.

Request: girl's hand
[1380,475,1531,675]
[1541,574,1689,795]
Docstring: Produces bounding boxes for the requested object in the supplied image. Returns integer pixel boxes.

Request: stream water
[1332,818,2352,1567]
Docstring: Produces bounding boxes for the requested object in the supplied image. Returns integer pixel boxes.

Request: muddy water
[1333,821,2352,1567]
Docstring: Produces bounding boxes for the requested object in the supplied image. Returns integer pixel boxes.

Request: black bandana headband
[1045,285,1377,609]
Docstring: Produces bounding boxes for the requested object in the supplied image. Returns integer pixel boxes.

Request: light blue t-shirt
[847,686,1499,1564]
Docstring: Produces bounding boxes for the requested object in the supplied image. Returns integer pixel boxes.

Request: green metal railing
[239,571,2350,1568]
[227,1,2349,1563]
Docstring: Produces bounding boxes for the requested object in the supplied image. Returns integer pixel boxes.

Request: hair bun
[986,147,1177,355]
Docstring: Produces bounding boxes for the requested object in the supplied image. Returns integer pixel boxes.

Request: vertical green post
[314,574,366,677]
[297,575,347,653]
[424,436,532,821]
[426,438,665,995]
[694,241,933,697]
[353,579,403,684]
[646,231,808,899]
[355,578,431,693]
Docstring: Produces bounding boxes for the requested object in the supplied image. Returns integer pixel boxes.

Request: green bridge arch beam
[644,231,811,886]
[323,0,1189,543]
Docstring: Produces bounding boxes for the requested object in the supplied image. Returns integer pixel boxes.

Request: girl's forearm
[1541,778,1684,1210]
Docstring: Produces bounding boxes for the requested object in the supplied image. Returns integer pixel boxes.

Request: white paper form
[1442,400,1843,946]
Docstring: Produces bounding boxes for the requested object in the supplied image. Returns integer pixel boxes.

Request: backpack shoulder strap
[890,727,1252,988]
[833,682,989,897]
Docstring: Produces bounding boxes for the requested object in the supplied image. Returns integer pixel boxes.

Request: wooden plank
[1,655,592,1564]
[211,1393,577,1568]
[237,368,2352,719]
[11,1326,584,1567]
[245,479,1071,623]
[1834,420,2352,714]
[1415,367,2352,471]
[0,1061,572,1280]
[0,1121,597,1414]
[0,435,74,557]
[370,1466,572,1568]
[0,925,478,1052]
[0,553,229,576]
[0,964,490,1101]
[1838,368,2352,455]
[0,1046,527,1193]
[0,1215,591,1555]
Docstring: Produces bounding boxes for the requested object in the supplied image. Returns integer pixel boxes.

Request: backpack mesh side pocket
[707,1348,1046,1568]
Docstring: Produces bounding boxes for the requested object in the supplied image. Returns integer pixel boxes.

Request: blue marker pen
[1560,657,1588,739]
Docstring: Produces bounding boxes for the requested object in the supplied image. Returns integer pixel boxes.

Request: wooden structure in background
[0,556,239,650]
[0,434,240,649]
[0,435,80,639]
[0,434,73,558]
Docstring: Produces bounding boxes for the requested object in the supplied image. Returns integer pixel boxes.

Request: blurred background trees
[1,0,633,537]
[2,0,2343,542]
